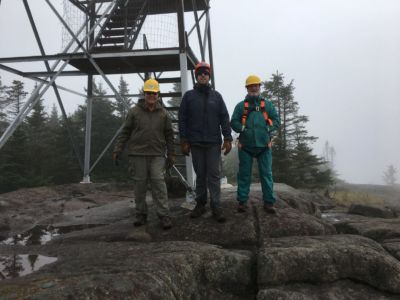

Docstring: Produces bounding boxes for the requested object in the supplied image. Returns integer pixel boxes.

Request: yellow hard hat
[245,75,262,87]
[143,78,160,93]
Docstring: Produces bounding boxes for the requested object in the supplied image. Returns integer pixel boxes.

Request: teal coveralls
[230,95,280,204]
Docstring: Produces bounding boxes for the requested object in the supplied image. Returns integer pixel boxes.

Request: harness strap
[241,101,249,131]
[260,100,273,126]
[241,99,273,128]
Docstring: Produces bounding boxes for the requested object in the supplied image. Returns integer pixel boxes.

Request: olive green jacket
[113,99,175,156]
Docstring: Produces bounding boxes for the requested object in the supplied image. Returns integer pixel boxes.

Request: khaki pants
[129,156,170,217]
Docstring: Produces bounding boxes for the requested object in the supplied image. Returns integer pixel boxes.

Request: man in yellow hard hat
[178,61,233,223]
[230,75,280,213]
[113,78,175,229]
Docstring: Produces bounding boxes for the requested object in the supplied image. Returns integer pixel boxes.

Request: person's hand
[180,142,191,156]
[267,136,276,148]
[166,154,176,169]
[112,152,120,166]
[221,139,232,155]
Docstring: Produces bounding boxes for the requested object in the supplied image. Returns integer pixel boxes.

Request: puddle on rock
[321,212,341,223]
[0,254,57,280]
[0,224,105,246]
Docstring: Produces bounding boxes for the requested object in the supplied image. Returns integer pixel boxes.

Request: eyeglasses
[145,92,158,95]
[198,71,210,76]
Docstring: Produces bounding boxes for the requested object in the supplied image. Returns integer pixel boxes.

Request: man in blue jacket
[230,75,280,214]
[178,62,232,222]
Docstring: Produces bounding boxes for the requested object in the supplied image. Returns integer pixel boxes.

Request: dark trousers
[191,144,221,209]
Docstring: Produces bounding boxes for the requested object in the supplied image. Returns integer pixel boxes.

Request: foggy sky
[1,0,399,184]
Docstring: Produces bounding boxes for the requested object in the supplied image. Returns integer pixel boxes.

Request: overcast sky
[1,0,399,184]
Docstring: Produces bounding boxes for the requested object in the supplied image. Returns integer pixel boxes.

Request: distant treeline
[0,73,334,194]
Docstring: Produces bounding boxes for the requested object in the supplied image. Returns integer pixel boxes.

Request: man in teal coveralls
[230,75,280,213]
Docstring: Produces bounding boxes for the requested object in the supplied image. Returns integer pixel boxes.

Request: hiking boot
[237,202,248,213]
[133,214,147,226]
[212,207,226,223]
[190,203,206,218]
[160,216,172,230]
[264,203,276,214]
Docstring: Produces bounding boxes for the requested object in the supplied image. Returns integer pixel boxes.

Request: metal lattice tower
[0,0,214,198]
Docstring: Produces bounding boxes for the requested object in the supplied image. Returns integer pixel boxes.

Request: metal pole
[191,0,204,61]
[83,75,93,183]
[177,0,196,201]
[0,63,86,97]
[82,0,96,183]
[206,8,215,89]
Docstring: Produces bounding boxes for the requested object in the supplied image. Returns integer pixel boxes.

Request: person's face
[144,91,158,106]
[196,69,210,85]
[246,84,261,97]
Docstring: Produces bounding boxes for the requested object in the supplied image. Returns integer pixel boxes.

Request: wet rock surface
[0,183,399,299]
[258,235,400,293]
[348,203,398,219]
[258,280,400,300]
[334,217,400,242]
[382,238,400,261]
[0,242,255,299]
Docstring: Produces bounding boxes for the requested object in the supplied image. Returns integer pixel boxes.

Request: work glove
[180,141,191,156]
[112,152,120,166]
[221,139,232,155]
[166,154,176,170]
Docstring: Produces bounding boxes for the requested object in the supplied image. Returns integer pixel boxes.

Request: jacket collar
[137,98,162,111]
[245,94,262,104]
[194,83,212,94]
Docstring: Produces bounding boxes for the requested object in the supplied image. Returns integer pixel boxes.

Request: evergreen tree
[383,165,397,186]
[323,140,336,170]
[25,94,49,186]
[0,81,29,193]
[262,74,294,182]
[0,76,8,133]
[47,115,82,185]
[0,126,29,192]
[6,80,28,116]
[262,72,333,189]
[48,103,59,128]
[45,102,83,184]
[115,76,132,119]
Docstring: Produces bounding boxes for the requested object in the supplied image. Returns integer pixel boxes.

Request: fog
[1,0,399,184]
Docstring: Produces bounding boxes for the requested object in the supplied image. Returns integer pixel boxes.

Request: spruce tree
[383,165,397,186]
[25,95,49,186]
[0,125,29,192]
[6,80,27,116]
[0,81,29,192]
[115,76,132,120]
[262,72,333,189]
[0,77,8,133]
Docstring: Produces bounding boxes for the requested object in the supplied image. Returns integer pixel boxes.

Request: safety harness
[241,98,273,131]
